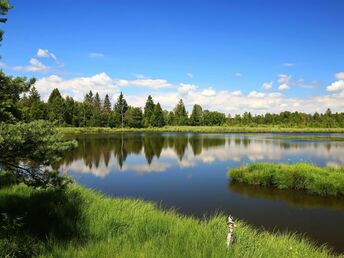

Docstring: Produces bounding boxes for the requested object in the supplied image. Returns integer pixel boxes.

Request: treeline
[17,87,344,128]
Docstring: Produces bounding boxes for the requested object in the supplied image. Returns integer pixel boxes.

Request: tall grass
[58,126,344,135]
[229,163,344,197]
[0,184,337,257]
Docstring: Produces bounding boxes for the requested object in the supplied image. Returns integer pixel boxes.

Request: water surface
[59,133,344,252]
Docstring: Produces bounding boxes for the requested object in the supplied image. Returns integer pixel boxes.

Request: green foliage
[58,126,344,135]
[113,92,128,128]
[0,0,12,43]
[18,86,47,122]
[173,99,188,125]
[190,104,203,126]
[0,71,35,123]
[124,106,143,128]
[47,88,65,126]
[0,184,335,257]
[143,95,155,127]
[203,110,226,126]
[229,163,344,197]
[0,121,77,188]
[151,102,165,127]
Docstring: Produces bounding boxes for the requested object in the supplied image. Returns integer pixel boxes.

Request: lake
[58,133,344,253]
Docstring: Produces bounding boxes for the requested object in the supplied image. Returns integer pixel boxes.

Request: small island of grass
[228,163,344,197]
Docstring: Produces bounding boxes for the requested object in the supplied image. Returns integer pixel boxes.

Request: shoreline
[0,183,337,257]
[58,126,344,135]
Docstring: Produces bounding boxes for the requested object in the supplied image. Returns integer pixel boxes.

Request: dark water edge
[58,132,344,253]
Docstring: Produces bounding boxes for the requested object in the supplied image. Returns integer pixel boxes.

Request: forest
[15,85,344,128]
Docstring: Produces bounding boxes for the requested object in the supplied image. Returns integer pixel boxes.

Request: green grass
[0,184,337,258]
[229,163,344,197]
[58,126,344,135]
[266,136,344,141]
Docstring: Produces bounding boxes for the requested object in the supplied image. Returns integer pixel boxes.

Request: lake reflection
[59,133,344,253]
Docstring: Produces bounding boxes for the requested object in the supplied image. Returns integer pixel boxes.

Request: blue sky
[1,0,344,114]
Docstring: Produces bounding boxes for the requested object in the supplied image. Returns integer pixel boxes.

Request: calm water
[59,133,344,253]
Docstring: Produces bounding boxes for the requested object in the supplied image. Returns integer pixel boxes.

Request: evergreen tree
[47,88,65,126]
[27,86,46,121]
[64,96,77,126]
[173,99,188,125]
[144,95,155,127]
[167,111,176,125]
[190,104,203,126]
[151,103,165,127]
[91,92,101,126]
[103,94,112,112]
[0,71,35,123]
[101,94,112,127]
[125,107,143,128]
[114,92,128,128]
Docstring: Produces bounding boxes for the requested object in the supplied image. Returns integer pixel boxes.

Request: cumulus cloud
[13,58,50,73]
[262,82,273,90]
[187,72,193,78]
[35,72,119,101]
[35,73,344,115]
[326,80,344,92]
[37,48,57,61]
[283,63,294,67]
[116,78,174,90]
[326,72,344,92]
[89,52,104,58]
[234,72,242,77]
[201,87,216,97]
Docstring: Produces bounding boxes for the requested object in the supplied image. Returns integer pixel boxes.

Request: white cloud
[35,72,119,101]
[178,83,197,94]
[37,48,57,61]
[13,58,50,73]
[277,73,320,89]
[34,73,344,115]
[262,82,273,90]
[89,52,104,58]
[326,80,344,92]
[283,63,294,67]
[234,72,242,77]
[335,72,344,80]
[116,78,174,90]
[278,74,291,84]
[278,83,290,91]
[187,72,193,78]
[201,87,216,97]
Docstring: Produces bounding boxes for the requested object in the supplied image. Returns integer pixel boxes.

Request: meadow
[0,183,337,258]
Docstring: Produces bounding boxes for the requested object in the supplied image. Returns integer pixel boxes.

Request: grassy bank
[266,136,344,141]
[58,126,344,135]
[229,163,344,197]
[0,184,336,258]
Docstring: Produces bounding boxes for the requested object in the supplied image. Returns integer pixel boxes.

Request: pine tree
[167,111,176,125]
[101,94,112,127]
[103,94,111,113]
[151,103,165,127]
[144,95,155,127]
[125,106,143,128]
[91,92,101,126]
[190,104,203,126]
[174,99,188,125]
[114,92,128,128]
[47,88,65,126]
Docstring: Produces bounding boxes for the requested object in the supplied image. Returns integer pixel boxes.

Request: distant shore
[58,126,344,135]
